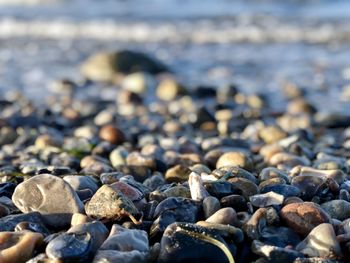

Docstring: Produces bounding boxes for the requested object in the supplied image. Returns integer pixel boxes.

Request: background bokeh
[0,0,350,112]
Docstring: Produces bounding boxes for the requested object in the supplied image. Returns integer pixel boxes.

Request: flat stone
[12,174,84,227]
[250,191,284,207]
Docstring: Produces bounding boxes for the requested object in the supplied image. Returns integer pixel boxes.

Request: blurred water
[0,0,350,112]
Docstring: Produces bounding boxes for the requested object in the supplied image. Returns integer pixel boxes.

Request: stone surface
[203,196,221,219]
[296,223,342,260]
[216,151,253,171]
[320,199,350,221]
[12,174,84,227]
[250,191,284,207]
[99,124,126,145]
[206,207,238,226]
[46,232,92,261]
[280,202,330,236]
[0,231,43,263]
[85,185,140,223]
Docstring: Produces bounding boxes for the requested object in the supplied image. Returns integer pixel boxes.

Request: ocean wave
[0,18,350,44]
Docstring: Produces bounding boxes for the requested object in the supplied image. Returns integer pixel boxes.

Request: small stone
[99,124,126,145]
[163,185,191,198]
[156,78,187,101]
[0,231,43,263]
[280,202,330,236]
[296,223,342,260]
[252,240,304,263]
[188,172,209,201]
[203,196,221,219]
[93,224,149,263]
[46,232,91,261]
[216,152,253,171]
[220,194,247,211]
[291,175,325,200]
[126,152,157,170]
[85,185,140,223]
[244,208,267,240]
[63,175,99,193]
[0,212,44,232]
[227,177,259,199]
[269,152,311,168]
[165,164,191,183]
[12,174,84,227]
[122,72,155,94]
[71,213,92,226]
[250,192,284,207]
[35,134,62,149]
[320,199,350,221]
[260,184,301,198]
[109,147,128,167]
[259,125,287,144]
[68,221,109,253]
[205,207,238,226]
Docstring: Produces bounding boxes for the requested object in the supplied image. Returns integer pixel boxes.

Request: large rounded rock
[81,50,168,83]
[280,202,330,236]
[12,174,84,227]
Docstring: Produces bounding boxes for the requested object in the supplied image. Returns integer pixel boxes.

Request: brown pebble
[280,202,331,236]
[99,124,125,144]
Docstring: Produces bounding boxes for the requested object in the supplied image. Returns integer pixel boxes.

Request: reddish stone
[280,202,330,236]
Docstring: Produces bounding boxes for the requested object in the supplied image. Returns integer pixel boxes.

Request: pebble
[99,124,126,145]
[85,185,140,223]
[0,231,44,263]
[216,151,253,171]
[188,171,209,201]
[2,50,350,262]
[12,174,84,227]
[156,78,187,101]
[280,202,330,236]
[68,221,109,253]
[296,223,342,260]
[320,200,350,221]
[205,207,238,226]
[165,164,191,183]
[46,232,92,261]
[250,191,284,207]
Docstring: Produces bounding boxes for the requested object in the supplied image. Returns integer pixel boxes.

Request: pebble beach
[1,1,350,263]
